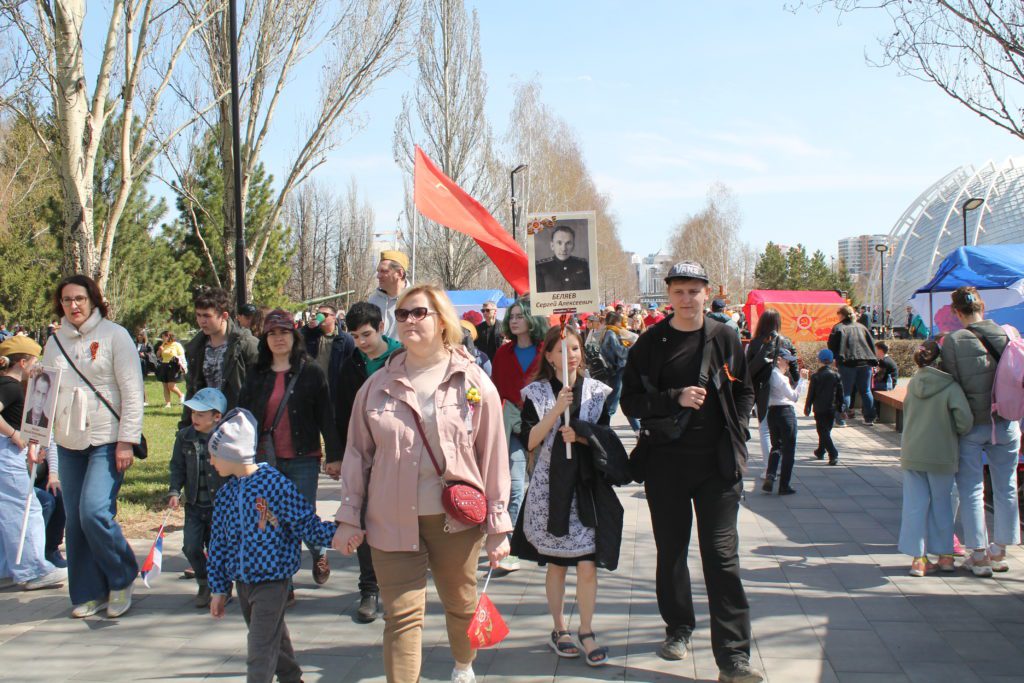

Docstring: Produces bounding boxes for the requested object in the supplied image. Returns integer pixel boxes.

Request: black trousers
[814,411,838,459]
[237,579,302,683]
[645,451,752,668]
[356,539,378,594]
[766,405,798,490]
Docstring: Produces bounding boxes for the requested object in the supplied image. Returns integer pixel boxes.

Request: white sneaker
[989,544,1009,572]
[963,551,994,578]
[71,600,107,618]
[451,666,476,683]
[498,555,521,572]
[107,583,134,618]
[163,402,172,408]
[22,567,67,590]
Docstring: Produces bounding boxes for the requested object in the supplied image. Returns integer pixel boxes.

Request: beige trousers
[371,514,485,683]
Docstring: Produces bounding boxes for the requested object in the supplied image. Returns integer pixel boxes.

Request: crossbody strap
[52,334,121,422]
[268,362,304,434]
[969,327,1003,363]
[412,412,445,478]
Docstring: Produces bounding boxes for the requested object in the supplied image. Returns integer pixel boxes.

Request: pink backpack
[970,325,1024,434]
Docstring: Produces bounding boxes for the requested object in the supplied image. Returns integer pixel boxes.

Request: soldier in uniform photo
[536,225,591,293]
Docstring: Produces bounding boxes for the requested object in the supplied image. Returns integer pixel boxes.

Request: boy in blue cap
[168,387,228,607]
[206,408,338,683]
[804,349,844,465]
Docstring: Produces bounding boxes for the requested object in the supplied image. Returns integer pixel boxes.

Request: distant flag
[414,146,530,295]
[140,523,166,588]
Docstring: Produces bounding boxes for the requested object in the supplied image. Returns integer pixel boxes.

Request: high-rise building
[631,250,674,306]
[837,235,889,277]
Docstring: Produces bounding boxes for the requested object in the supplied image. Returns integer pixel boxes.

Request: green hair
[502,296,548,344]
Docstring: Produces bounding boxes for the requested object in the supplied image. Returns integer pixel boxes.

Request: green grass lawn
[118,377,187,534]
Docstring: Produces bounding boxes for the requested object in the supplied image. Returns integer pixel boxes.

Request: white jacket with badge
[41,309,144,450]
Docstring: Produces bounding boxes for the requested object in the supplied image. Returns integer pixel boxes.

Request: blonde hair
[397,284,463,349]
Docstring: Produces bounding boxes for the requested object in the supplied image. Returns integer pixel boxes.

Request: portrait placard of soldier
[20,367,61,445]
[526,211,600,315]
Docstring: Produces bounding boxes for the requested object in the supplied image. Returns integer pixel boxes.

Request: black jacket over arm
[620,316,755,483]
[237,361,341,461]
[333,351,369,459]
[510,391,630,571]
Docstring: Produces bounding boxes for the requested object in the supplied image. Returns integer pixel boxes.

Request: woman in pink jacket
[334,284,511,683]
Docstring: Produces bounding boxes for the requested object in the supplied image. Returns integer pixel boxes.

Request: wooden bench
[873,385,906,432]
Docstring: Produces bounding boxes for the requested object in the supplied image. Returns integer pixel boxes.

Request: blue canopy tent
[445,289,515,320]
[910,245,1024,335]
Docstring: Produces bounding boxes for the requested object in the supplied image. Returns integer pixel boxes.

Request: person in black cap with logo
[620,260,762,683]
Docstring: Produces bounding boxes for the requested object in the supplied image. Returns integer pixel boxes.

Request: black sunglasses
[395,307,435,323]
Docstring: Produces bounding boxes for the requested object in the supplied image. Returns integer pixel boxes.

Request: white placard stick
[559,314,572,460]
[15,441,39,565]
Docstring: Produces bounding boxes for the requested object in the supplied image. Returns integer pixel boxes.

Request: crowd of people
[1,250,1020,683]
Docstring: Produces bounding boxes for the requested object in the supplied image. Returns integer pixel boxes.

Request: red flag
[414,146,529,295]
[466,592,509,649]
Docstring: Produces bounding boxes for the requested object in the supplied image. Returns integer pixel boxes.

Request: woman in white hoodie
[34,275,144,619]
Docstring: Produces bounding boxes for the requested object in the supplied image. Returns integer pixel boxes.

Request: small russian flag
[140,525,165,588]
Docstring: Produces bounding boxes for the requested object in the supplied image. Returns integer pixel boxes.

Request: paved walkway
[3,416,1024,682]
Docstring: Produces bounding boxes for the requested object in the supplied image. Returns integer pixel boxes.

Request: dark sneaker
[355,591,379,623]
[813,448,824,460]
[46,550,67,569]
[313,555,330,585]
[761,475,775,493]
[658,633,689,661]
[828,455,839,466]
[182,568,196,580]
[778,486,797,496]
[835,420,847,428]
[195,584,212,608]
[864,420,875,427]
[719,659,764,682]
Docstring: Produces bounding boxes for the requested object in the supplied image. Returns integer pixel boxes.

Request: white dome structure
[868,157,1024,313]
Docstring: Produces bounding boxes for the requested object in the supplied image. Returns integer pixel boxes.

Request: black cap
[711,298,727,311]
[664,260,709,284]
[239,303,257,317]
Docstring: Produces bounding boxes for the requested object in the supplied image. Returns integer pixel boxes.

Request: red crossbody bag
[412,414,488,527]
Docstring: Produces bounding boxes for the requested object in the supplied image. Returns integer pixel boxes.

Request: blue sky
[136,2,1024,259]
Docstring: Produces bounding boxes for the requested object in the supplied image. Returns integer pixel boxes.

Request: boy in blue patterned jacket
[206,408,337,683]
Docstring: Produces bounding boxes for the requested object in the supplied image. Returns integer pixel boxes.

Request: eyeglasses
[61,296,89,307]
[395,307,435,323]
[507,314,526,321]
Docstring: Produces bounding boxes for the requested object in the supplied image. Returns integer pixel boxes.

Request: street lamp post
[510,164,528,241]
[228,0,246,313]
[875,243,889,337]
[962,197,985,246]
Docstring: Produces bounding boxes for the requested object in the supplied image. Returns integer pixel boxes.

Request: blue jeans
[604,370,624,421]
[899,470,955,557]
[507,434,527,532]
[58,443,139,605]
[0,438,55,583]
[274,457,324,559]
[838,365,875,422]
[956,422,1021,550]
[182,504,213,583]
[35,485,66,557]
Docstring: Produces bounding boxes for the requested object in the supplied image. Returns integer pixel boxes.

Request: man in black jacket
[621,261,762,683]
[180,288,259,429]
[827,305,877,427]
[475,300,506,361]
[322,302,401,623]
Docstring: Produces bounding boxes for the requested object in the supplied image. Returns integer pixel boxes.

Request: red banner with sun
[744,290,846,342]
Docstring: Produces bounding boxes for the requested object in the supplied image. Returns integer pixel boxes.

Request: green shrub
[794,339,919,380]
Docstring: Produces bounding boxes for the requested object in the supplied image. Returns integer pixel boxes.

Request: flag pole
[15,442,39,565]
